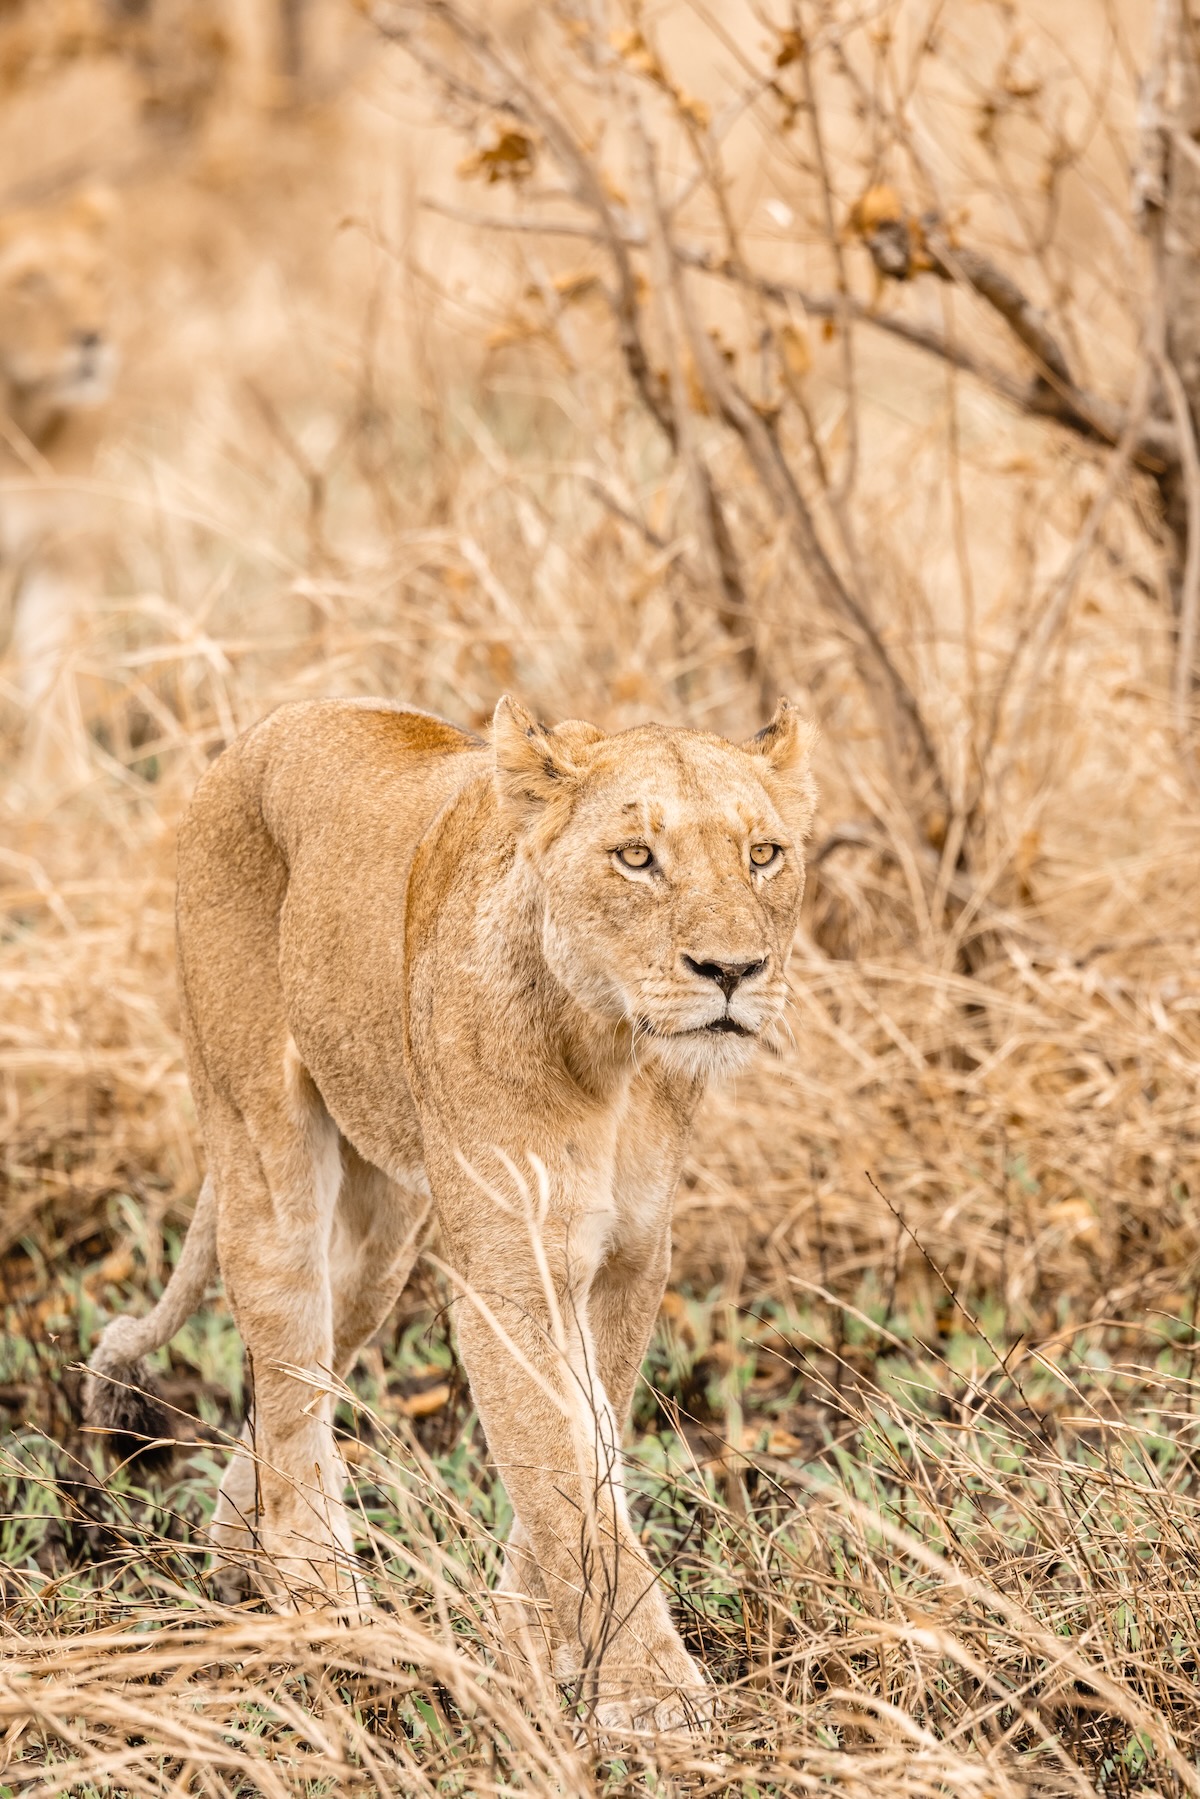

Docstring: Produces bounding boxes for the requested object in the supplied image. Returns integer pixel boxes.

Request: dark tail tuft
[82,1349,175,1474]
[81,1181,219,1474]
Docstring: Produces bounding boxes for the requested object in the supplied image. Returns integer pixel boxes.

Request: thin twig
[797,27,858,506]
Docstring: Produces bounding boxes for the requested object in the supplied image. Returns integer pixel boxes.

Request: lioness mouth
[639,1017,755,1040]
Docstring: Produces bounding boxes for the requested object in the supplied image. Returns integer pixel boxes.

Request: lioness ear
[743,698,818,831]
[492,695,603,823]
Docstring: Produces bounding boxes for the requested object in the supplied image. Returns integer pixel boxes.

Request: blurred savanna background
[4,0,1200,1792]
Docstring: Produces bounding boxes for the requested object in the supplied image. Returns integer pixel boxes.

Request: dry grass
[3,0,1200,1792]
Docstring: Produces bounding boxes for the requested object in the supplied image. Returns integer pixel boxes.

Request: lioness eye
[616,844,652,869]
[750,842,780,868]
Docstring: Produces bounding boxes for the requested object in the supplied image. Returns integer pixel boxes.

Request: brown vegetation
[3,0,1200,1792]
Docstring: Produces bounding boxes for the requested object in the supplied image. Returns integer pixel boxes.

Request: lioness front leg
[497,1077,700,1716]
[572,1227,709,1732]
[446,1208,704,1734]
[496,1229,679,1684]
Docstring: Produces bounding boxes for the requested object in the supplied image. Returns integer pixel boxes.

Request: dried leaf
[396,1382,452,1418]
[610,28,663,82]
[780,321,811,380]
[677,90,710,131]
[1046,1198,1101,1248]
[847,184,905,237]
[457,127,536,186]
[485,312,543,352]
[98,1245,134,1285]
[774,28,804,70]
[658,1289,698,1346]
[551,267,604,304]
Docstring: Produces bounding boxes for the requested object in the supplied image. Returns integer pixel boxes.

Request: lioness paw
[575,1642,713,1738]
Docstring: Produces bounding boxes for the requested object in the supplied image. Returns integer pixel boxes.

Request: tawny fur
[85,693,816,1733]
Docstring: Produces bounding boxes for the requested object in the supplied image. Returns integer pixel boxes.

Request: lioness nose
[682,954,766,999]
[76,330,102,351]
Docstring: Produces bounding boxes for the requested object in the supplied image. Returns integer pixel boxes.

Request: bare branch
[1133,0,1175,221]
[417,198,1177,470]
[1157,345,1200,737]
[1136,0,1200,704]
[389,3,771,685]
[847,190,1172,465]
[666,242,950,816]
[796,35,858,506]
[921,229,1072,392]
[621,77,759,678]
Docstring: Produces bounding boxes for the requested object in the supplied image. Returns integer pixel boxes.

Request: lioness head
[0,187,118,442]
[494,696,817,1079]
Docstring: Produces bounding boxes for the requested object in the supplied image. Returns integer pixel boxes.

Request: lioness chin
[84,693,816,1734]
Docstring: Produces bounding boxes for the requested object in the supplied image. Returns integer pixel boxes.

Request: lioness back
[176,699,485,1172]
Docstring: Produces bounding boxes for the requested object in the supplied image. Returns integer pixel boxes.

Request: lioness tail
[82,1175,218,1470]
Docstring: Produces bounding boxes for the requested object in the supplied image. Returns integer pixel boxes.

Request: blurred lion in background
[0,187,116,447]
[0,184,119,786]
[0,0,231,131]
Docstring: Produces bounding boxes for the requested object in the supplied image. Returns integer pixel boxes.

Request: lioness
[0,187,116,455]
[0,185,118,771]
[85,694,816,1730]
